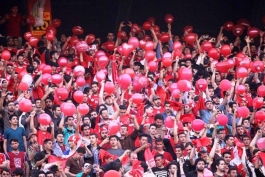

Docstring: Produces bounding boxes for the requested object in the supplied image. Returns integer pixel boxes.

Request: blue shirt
[4,127,26,152]
[63,127,75,147]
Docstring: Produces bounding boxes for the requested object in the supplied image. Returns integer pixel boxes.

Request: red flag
[129,160,144,177]
[258,152,265,167]
[99,149,130,166]
[120,114,130,125]
[110,56,118,83]
[156,86,166,105]
[144,148,155,168]
[169,101,183,111]
[48,155,72,170]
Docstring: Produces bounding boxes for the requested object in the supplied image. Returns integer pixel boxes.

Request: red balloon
[145,51,155,62]
[255,111,265,122]
[169,83,178,92]
[174,49,182,58]
[128,37,139,49]
[223,21,234,31]
[165,14,174,24]
[73,65,85,76]
[236,67,248,78]
[1,50,11,60]
[70,36,79,46]
[62,103,76,116]
[216,114,228,126]
[19,99,32,112]
[96,71,106,82]
[51,74,63,85]
[94,50,106,59]
[216,62,230,73]
[196,79,208,92]
[73,91,84,104]
[164,116,174,128]
[46,33,55,41]
[184,33,197,45]
[220,79,231,91]
[227,59,235,68]
[58,57,68,67]
[191,119,205,131]
[247,27,260,38]
[123,68,135,79]
[132,93,143,104]
[237,106,250,118]
[133,80,142,92]
[179,68,192,80]
[148,61,158,72]
[258,85,265,97]
[42,65,52,74]
[201,42,213,52]
[173,41,182,51]
[232,25,243,37]
[208,48,220,60]
[38,113,52,125]
[121,43,133,56]
[41,73,51,85]
[162,58,172,67]
[237,18,250,28]
[108,120,121,135]
[236,52,246,59]
[253,97,264,109]
[153,25,160,31]
[253,61,264,72]
[143,21,151,30]
[177,80,188,92]
[46,25,57,35]
[138,76,149,88]
[117,46,124,55]
[26,15,35,25]
[220,44,231,57]
[159,33,170,43]
[117,31,127,39]
[236,85,246,94]
[240,57,251,69]
[257,138,265,150]
[86,34,95,44]
[139,40,146,49]
[28,37,39,46]
[56,88,69,100]
[105,41,115,51]
[76,77,86,87]
[52,19,61,27]
[72,26,84,35]
[77,103,90,115]
[144,41,154,51]
[118,74,131,89]
[104,82,115,94]
[76,41,89,53]
[24,32,32,41]
[19,82,29,91]
[183,26,193,33]
[172,89,180,99]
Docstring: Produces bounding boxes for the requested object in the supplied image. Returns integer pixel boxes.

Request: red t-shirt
[37,130,52,146]
[153,106,165,115]
[6,14,23,37]
[7,151,26,173]
[89,94,99,110]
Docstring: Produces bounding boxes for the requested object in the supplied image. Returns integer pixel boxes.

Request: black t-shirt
[152,167,168,177]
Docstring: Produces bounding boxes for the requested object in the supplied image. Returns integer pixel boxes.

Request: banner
[27,0,52,38]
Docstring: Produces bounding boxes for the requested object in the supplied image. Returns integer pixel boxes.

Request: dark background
[0,0,265,42]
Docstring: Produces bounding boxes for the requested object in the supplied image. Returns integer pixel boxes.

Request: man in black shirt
[186,158,206,177]
[152,154,168,177]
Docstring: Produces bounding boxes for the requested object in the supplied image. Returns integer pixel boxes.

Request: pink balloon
[132,93,143,104]
[97,56,109,69]
[172,89,180,98]
[73,65,85,76]
[77,103,90,115]
[62,103,76,116]
[236,85,246,94]
[138,76,149,88]
[118,74,131,89]
[164,116,174,128]
[51,74,63,85]
[257,138,265,150]
[76,77,86,87]
[169,83,178,92]
[108,120,121,135]
[196,79,208,92]
[191,119,205,131]
[177,80,187,92]
[76,41,89,53]
[216,114,228,126]
[128,37,139,49]
[96,71,106,82]
[179,68,192,80]
[38,113,52,125]
[104,82,115,94]
[237,106,250,118]
[220,79,231,91]
[19,99,32,112]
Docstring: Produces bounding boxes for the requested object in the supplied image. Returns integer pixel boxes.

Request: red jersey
[37,130,52,146]
[7,151,26,173]
[153,106,165,115]
[89,94,99,110]
[6,14,23,37]
[32,85,45,100]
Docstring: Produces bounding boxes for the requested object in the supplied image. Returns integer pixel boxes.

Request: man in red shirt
[89,81,99,110]
[6,138,26,173]
[152,95,165,115]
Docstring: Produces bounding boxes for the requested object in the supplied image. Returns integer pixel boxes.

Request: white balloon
[22,74,33,86]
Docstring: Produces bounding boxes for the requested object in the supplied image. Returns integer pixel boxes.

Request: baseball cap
[153,95,161,101]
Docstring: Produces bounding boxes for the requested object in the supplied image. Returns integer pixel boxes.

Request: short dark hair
[76,147,86,154]
[112,161,122,172]
[168,162,178,169]
[154,153,164,159]
[217,128,225,134]
[222,151,231,157]
[52,105,60,111]
[81,124,90,131]
[55,131,64,138]
[154,114,163,121]
[99,108,108,115]
[149,123,157,129]
[224,135,234,143]
[45,171,55,176]
[109,135,119,141]
[155,137,163,143]
[139,133,149,139]
[10,138,18,144]
[89,133,98,139]
[195,157,206,166]
[228,166,237,174]
[175,144,184,151]
[91,81,98,86]
[9,114,18,120]
[43,139,53,145]
[215,158,225,166]
[185,142,193,148]
[1,167,10,174]
[12,168,24,176]
[119,105,127,110]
